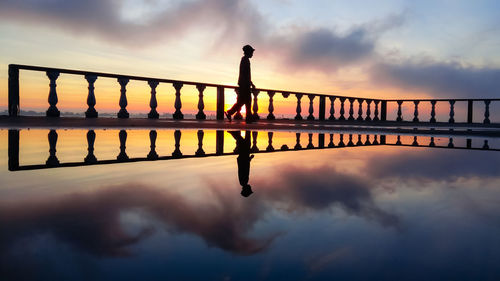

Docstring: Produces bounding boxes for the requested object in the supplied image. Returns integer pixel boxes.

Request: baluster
[396,101,403,122]
[348,98,355,121]
[266,132,274,151]
[482,140,489,150]
[84,130,97,163]
[46,71,60,117]
[234,88,243,120]
[195,130,205,156]
[347,134,354,146]
[117,130,129,161]
[307,95,315,120]
[252,89,260,120]
[307,133,314,148]
[148,80,160,119]
[339,98,346,120]
[356,134,363,145]
[147,130,159,159]
[365,100,372,121]
[294,133,302,149]
[373,100,380,121]
[328,134,334,147]
[396,135,402,145]
[484,100,491,124]
[430,101,437,123]
[413,101,419,122]
[172,130,182,157]
[412,136,418,146]
[372,135,379,145]
[267,91,276,120]
[449,100,455,123]
[448,138,454,148]
[329,97,336,120]
[117,77,130,118]
[429,137,435,147]
[356,99,364,121]
[365,135,371,145]
[195,84,206,120]
[46,130,59,166]
[85,75,98,118]
[338,134,345,147]
[251,131,259,152]
[172,82,184,119]
[295,94,303,120]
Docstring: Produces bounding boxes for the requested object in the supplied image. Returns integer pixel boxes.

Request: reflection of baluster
[8,130,20,171]
[266,132,274,151]
[148,130,159,159]
[195,130,205,156]
[482,140,489,150]
[46,130,59,166]
[329,97,336,120]
[117,130,129,161]
[173,82,184,120]
[172,130,182,157]
[365,135,371,145]
[148,80,160,119]
[412,136,418,146]
[85,75,98,118]
[216,130,224,155]
[348,98,355,121]
[373,100,380,121]
[430,101,436,123]
[294,133,302,149]
[339,98,346,120]
[328,133,334,147]
[252,89,260,120]
[372,135,379,145]
[357,99,364,121]
[251,131,259,152]
[396,101,403,122]
[466,138,472,148]
[356,134,363,145]
[84,130,97,163]
[196,84,206,120]
[449,100,455,123]
[429,137,435,147]
[307,133,314,148]
[267,91,276,120]
[46,71,60,117]
[448,138,454,148]
[365,100,372,121]
[396,135,402,145]
[307,95,315,120]
[318,133,325,148]
[484,100,491,124]
[281,144,289,151]
[234,89,243,120]
[295,94,303,120]
[338,134,345,147]
[347,134,354,146]
[413,101,419,122]
[117,77,130,118]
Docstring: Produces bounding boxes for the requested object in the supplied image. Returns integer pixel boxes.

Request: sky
[1,0,500,114]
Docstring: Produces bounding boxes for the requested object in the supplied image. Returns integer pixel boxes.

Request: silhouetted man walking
[229,130,254,197]
[225,45,256,123]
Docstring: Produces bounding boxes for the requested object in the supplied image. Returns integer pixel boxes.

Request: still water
[1,128,499,281]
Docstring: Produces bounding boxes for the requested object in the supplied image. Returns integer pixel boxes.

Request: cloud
[371,59,500,98]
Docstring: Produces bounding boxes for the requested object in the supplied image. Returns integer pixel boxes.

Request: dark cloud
[371,59,500,98]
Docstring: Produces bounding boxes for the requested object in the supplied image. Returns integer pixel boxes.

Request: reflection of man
[225,45,256,123]
[229,131,254,197]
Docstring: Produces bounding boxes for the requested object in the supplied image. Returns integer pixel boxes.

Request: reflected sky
[1,129,500,281]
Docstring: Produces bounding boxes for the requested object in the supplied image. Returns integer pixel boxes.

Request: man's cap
[243,45,255,52]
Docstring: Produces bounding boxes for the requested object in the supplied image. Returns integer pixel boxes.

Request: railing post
[195,130,205,156]
[319,96,326,121]
[484,100,491,124]
[147,80,160,119]
[467,100,473,124]
[196,84,206,120]
[339,97,346,120]
[365,100,372,121]
[373,100,380,121]
[46,71,60,117]
[216,87,225,120]
[85,75,98,118]
[117,130,129,161]
[267,91,276,120]
[172,130,182,157]
[348,98,355,121]
[147,130,159,159]
[356,98,364,121]
[84,130,97,163]
[307,95,315,120]
[319,133,325,148]
[380,135,386,145]
[430,101,436,123]
[294,133,302,149]
[46,130,59,166]
[252,89,260,120]
[329,97,336,120]
[172,82,184,120]
[117,77,129,118]
[8,129,19,171]
[380,100,387,121]
[413,101,419,122]
[449,100,455,123]
[295,94,303,120]
[8,65,20,117]
[396,100,403,122]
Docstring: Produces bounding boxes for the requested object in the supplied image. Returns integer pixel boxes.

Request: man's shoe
[224,111,232,122]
